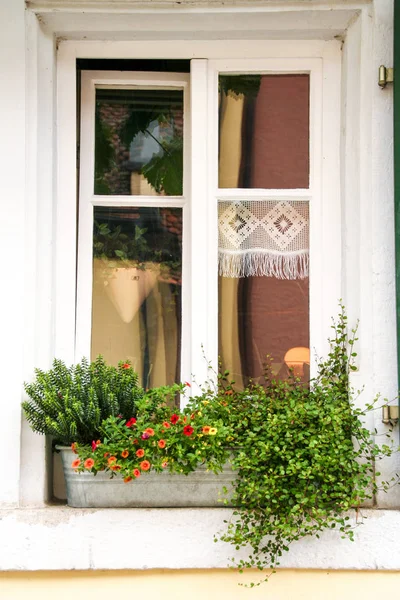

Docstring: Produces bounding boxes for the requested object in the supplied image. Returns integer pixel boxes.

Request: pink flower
[141,432,150,440]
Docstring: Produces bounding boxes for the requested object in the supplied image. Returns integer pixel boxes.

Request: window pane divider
[91,196,186,208]
[216,189,311,201]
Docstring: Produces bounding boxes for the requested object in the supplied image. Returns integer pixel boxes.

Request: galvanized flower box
[58,447,235,508]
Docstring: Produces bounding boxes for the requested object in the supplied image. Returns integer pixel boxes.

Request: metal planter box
[58,446,235,508]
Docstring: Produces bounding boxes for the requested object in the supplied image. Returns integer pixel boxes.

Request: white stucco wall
[0,0,398,574]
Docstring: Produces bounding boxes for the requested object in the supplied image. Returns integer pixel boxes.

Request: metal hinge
[378,65,394,88]
[382,405,399,425]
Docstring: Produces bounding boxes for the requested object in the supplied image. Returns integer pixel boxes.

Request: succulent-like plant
[22,356,144,445]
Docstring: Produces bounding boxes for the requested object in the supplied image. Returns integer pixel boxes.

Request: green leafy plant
[22,357,145,445]
[202,306,399,585]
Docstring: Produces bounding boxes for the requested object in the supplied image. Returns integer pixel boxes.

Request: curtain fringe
[218,250,309,280]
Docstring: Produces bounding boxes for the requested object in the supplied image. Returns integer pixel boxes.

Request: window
[75,57,338,394]
[77,71,189,388]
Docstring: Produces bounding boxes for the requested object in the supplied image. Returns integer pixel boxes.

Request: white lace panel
[218,200,309,279]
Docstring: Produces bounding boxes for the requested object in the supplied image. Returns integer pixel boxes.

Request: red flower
[132,439,139,445]
[126,418,137,428]
[170,414,179,424]
[183,425,194,437]
[140,460,151,471]
[121,450,129,458]
[84,458,95,470]
[158,439,166,449]
[136,448,145,458]
[133,469,141,478]
[185,381,191,387]
[163,421,171,429]
[121,363,130,370]
[91,440,97,451]
[71,458,81,469]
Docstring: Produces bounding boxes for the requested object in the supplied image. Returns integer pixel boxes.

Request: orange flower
[104,452,110,458]
[140,460,151,471]
[225,390,233,396]
[162,461,168,468]
[107,456,117,465]
[158,439,166,449]
[133,469,141,478]
[84,458,95,470]
[71,458,81,469]
[163,422,171,429]
[145,428,155,437]
[202,426,211,434]
[121,362,130,369]
[71,442,77,454]
[96,440,101,445]
[123,476,133,483]
[111,464,121,471]
[121,450,129,458]
[136,448,145,458]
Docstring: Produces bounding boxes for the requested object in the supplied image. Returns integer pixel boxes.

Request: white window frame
[57,43,341,402]
[76,71,191,384]
[206,58,329,377]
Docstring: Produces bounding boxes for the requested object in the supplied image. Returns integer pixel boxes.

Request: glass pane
[219,74,309,189]
[95,88,184,196]
[219,276,309,386]
[91,206,182,388]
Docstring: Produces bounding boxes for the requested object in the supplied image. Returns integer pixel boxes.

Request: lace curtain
[218,200,309,280]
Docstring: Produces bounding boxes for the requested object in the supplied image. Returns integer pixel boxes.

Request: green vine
[204,306,399,585]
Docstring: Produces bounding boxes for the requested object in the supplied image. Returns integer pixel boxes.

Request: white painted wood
[311,43,342,366]
[55,42,78,363]
[187,59,211,393]
[58,39,333,60]
[92,196,186,207]
[217,189,311,199]
[76,70,190,364]
[208,55,339,377]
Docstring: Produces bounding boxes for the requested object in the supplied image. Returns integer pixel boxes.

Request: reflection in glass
[95,88,184,195]
[91,207,182,388]
[219,74,309,189]
[218,276,309,387]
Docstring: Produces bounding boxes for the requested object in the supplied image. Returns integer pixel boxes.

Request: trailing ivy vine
[205,306,399,585]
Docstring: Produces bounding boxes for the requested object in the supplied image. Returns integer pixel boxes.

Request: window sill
[1,507,400,571]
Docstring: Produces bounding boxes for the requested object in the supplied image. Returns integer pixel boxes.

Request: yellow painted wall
[1,570,400,600]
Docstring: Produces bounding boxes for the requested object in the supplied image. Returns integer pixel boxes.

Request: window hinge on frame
[382,405,399,425]
[378,65,394,88]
